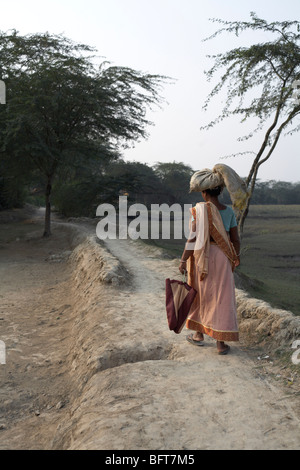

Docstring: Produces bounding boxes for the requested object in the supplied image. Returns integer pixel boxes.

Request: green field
[143,205,300,316]
[238,205,300,315]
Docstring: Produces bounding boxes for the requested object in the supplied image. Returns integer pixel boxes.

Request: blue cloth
[191,205,237,232]
[219,206,237,232]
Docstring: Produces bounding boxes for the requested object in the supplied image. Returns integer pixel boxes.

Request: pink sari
[186,202,239,342]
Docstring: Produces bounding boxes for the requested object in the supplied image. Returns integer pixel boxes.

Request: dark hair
[205,186,223,197]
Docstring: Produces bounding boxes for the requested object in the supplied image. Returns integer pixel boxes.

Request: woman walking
[179,164,248,355]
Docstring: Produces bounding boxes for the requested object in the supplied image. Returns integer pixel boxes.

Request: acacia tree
[153,162,194,204]
[201,12,300,232]
[0,30,168,236]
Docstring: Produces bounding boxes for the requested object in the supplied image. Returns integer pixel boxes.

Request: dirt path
[0,220,74,447]
[0,208,299,450]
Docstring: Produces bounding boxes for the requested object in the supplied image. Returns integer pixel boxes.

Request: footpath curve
[56,220,300,450]
[0,209,299,450]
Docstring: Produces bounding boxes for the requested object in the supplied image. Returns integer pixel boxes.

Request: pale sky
[2,0,300,182]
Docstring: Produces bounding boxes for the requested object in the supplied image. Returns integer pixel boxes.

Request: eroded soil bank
[0,207,299,450]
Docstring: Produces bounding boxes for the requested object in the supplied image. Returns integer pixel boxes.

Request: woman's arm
[179,219,196,274]
[229,226,240,267]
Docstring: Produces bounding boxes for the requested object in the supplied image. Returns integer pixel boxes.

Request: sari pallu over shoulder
[205,202,238,272]
[188,202,238,281]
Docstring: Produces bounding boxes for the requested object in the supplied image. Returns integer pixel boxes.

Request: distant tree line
[245,180,300,205]
[0,160,196,216]
[1,156,299,216]
[219,180,300,206]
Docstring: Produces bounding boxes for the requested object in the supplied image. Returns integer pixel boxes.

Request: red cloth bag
[165,277,197,334]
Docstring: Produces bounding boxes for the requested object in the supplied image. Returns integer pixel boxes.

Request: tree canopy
[0,30,169,235]
[202,12,300,231]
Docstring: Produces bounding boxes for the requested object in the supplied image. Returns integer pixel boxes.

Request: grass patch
[240,205,300,314]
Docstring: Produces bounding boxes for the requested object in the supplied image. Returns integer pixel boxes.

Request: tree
[53,160,165,216]
[0,30,168,236]
[201,12,300,232]
[101,160,164,206]
[153,161,194,204]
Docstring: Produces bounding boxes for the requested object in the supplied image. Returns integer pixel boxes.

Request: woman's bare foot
[186,332,204,346]
[193,332,204,342]
[217,341,230,355]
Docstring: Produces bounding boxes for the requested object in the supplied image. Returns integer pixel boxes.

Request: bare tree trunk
[237,108,295,235]
[238,166,258,235]
[238,204,249,236]
[43,176,52,237]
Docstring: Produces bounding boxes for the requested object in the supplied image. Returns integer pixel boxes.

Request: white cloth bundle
[189,163,249,211]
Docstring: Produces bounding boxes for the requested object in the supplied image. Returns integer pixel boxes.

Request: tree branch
[246,82,287,187]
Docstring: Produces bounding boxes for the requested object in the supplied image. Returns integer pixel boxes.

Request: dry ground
[0,206,299,450]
